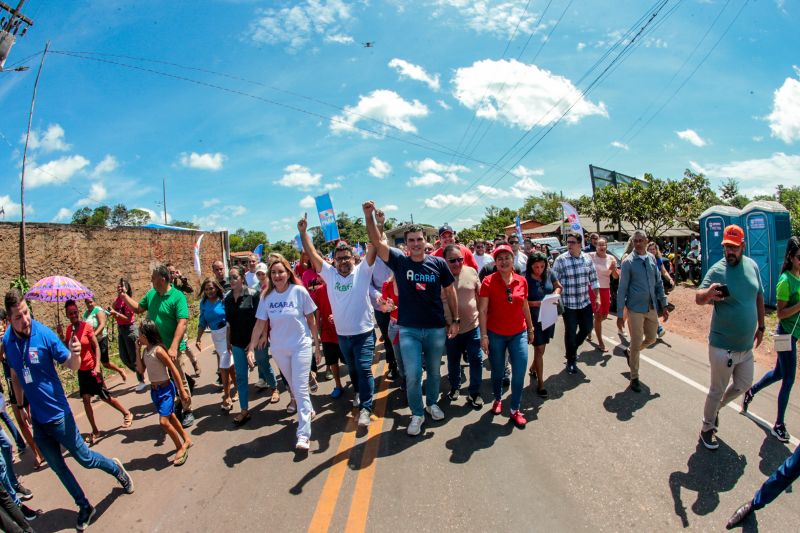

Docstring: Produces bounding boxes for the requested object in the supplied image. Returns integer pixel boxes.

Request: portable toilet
[699,205,741,277]
[741,201,791,307]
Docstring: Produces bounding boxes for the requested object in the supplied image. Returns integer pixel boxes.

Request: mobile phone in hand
[716,284,730,297]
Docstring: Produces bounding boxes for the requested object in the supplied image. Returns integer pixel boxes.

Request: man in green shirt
[119,265,195,428]
[695,225,765,450]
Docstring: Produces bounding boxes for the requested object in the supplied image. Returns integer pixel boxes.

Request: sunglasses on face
[448,257,464,264]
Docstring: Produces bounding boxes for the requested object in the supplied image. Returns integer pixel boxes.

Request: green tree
[229,228,267,252]
[520,191,564,223]
[719,178,750,209]
[126,208,152,226]
[474,205,517,239]
[777,185,800,235]
[268,240,300,262]
[171,220,200,230]
[71,205,111,226]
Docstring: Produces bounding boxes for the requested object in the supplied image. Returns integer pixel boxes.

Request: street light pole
[162,177,168,224]
[19,39,48,277]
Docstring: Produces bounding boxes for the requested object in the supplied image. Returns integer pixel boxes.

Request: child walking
[136,319,193,466]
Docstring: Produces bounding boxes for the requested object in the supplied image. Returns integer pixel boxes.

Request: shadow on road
[34,486,126,533]
[668,440,747,528]
[602,375,661,421]
[753,421,793,478]
[582,344,612,368]
[445,409,514,464]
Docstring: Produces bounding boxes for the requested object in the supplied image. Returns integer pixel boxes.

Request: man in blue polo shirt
[3,289,134,531]
[365,201,459,436]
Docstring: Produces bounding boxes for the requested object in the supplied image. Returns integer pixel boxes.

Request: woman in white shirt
[589,238,618,352]
[248,256,321,451]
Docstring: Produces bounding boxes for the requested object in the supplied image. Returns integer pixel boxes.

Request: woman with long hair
[196,278,236,411]
[743,236,800,442]
[108,279,145,391]
[224,266,262,426]
[589,238,618,351]
[525,252,562,397]
[249,256,321,450]
[84,296,127,382]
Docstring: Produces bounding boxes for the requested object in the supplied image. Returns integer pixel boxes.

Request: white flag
[560,202,584,242]
[193,234,204,276]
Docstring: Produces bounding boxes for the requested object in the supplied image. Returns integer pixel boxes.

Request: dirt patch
[666,284,778,369]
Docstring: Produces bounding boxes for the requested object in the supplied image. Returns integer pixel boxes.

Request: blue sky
[1,0,798,240]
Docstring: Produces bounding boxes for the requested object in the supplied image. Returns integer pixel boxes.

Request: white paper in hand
[538,293,561,330]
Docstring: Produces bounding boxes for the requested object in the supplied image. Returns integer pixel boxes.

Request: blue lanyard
[12,333,30,371]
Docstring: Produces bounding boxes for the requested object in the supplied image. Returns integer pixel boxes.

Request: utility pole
[0,0,34,70]
[19,39,47,278]
[162,177,168,224]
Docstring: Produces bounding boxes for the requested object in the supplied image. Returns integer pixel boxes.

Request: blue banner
[315,193,341,243]
[515,216,524,244]
[293,234,303,252]
[252,243,264,261]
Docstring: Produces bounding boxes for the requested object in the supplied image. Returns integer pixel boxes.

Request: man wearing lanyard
[3,290,133,531]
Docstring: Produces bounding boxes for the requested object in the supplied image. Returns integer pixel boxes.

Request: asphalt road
[17,318,800,532]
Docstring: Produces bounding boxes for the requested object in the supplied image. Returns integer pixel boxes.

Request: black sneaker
[387,367,398,381]
[181,412,195,428]
[20,504,38,522]
[772,423,790,443]
[14,483,33,501]
[742,388,754,413]
[76,504,96,531]
[466,394,484,408]
[630,379,641,393]
[113,458,135,494]
[448,389,460,401]
[700,429,719,450]
[502,376,511,388]
[567,363,578,375]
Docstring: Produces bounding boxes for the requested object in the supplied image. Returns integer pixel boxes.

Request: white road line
[602,335,800,447]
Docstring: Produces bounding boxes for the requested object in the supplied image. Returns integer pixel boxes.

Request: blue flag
[252,243,264,261]
[515,216,524,244]
[293,234,304,252]
[315,193,341,243]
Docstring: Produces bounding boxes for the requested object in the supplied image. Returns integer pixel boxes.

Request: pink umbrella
[25,276,94,328]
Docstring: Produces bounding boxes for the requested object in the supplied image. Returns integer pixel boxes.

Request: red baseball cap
[721,224,744,246]
[492,244,514,259]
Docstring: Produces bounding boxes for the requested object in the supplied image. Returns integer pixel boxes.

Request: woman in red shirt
[108,279,146,391]
[478,245,535,428]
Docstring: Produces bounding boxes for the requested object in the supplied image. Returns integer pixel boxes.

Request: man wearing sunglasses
[695,224,764,451]
[551,231,600,374]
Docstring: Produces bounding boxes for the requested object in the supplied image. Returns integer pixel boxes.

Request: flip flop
[122,413,134,428]
[270,388,280,404]
[84,433,100,447]
[233,412,251,426]
[174,448,189,467]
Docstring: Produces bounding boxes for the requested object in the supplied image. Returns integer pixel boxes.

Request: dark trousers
[0,487,32,533]
[375,310,396,369]
[753,443,800,509]
[562,304,594,363]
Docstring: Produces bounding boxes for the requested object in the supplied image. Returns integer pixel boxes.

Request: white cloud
[510,164,545,179]
[690,152,800,195]
[202,198,221,208]
[476,170,547,200]
[0,195,31,219]
[383,204,399,212]
[767,66,800,144]
[52,207,72,222]
[388,58,440,91]
[275,164,322,190]
[192,213,223,229]
[676,129,707,147]
[24,124,71,153]
[91,155,118,177]
[453,59,608,129]
[435,1,545,39]
[27,155,91,188]
[331,89,429,137]
[611,141,629,150]
[368,157,392,179]
[407,158,470,187]
[323,182,341,191]
[644,37,668,48]
[248,0,352,52]
[324,33,354,44]
[226,205,247,217]
[437,99,451,110]
[299,195,316,208]
[179,152,226,171]
[134,207,171,224]
[424,192,479,208]
[76,182,108,207]
[576,42,586,52]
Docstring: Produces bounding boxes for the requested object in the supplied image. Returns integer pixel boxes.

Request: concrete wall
[0,222,226,327]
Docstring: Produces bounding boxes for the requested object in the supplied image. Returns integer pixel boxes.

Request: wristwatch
[452,318,461,324]
[757,325,766,332]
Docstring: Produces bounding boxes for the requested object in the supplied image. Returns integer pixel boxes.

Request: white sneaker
[425,404,445,421]
[357,408,372,427]
[135,382,147,392]
[255,379,268,390]
[352,396,360,408]
[296,436,310,450]
[407,415,424,436]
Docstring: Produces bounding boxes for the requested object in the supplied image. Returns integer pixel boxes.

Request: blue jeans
[398,326,446,417]
[751,323,797,425]
[0,412,24,451]
[754,443,800,509]
[338,331,376,412]
[488,330,529,411]
[255,346,278,388]
[33,412,120,509]
[231,345,251,411]
[0,428,20,504]
[446,327,483,396]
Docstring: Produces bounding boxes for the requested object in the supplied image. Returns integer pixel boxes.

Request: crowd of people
[0,201,797,531]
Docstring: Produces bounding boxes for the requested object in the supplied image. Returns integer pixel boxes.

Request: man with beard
[695,225,765,450]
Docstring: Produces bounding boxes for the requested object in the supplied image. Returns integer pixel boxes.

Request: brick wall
[0,222,227,327]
